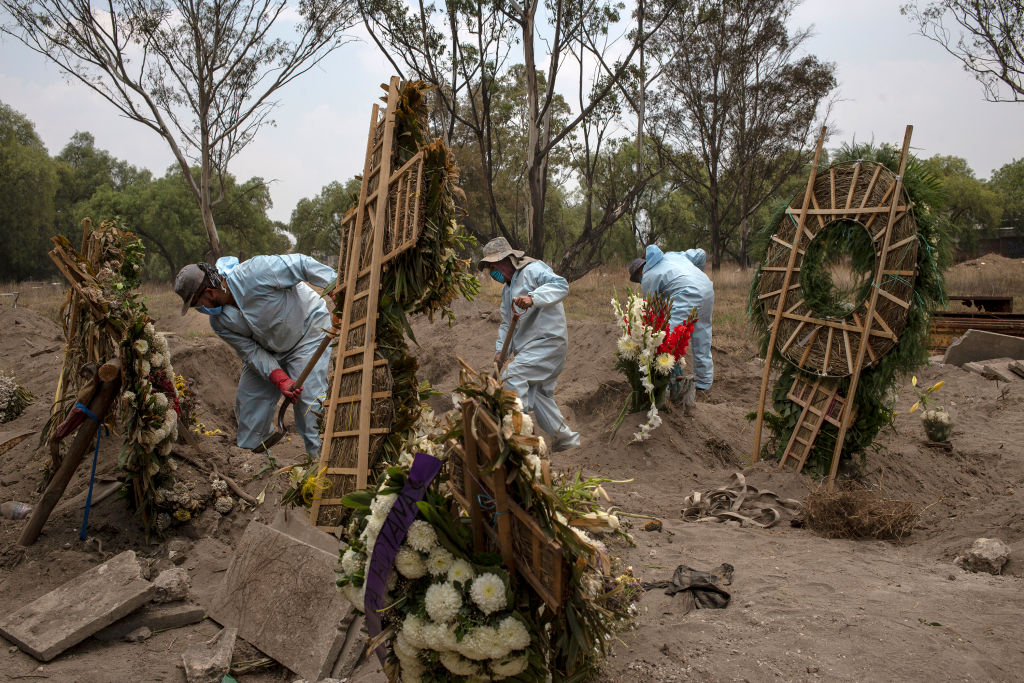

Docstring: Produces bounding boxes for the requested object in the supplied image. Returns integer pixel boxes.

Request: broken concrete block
[209,520,352,682]
[0,550,154,661]
[152,567,192,603]
[93,602,206,641]
[943,329,1024,366]
[182,626,236,683]
[1011,360,1024,379]
[955,537,1011,575]
[982,362,1019,383]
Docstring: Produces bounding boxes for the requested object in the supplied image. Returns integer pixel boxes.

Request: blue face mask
[490,270,506,284]
[197,305,223,316]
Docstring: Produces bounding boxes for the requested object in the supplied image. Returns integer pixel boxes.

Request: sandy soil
[1,288,1023,682]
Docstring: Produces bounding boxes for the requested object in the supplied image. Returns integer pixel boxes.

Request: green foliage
[989,157,1024,231]
[920,154,1001,250]
[288,177,361,263]
[748,142,949,474]
[0,101,58,280]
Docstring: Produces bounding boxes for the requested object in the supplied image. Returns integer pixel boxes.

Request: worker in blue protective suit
[478,237,581,451]
[174,254,337,455]
[629,245,715,392]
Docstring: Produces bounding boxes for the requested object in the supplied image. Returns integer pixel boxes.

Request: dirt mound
[956,253,1021,269]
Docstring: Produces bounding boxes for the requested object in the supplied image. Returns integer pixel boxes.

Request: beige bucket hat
[477,237,530,270]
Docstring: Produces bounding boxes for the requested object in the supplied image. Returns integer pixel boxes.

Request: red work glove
[269,368,302,403]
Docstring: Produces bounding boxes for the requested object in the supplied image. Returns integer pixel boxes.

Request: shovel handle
[497,304,526,369]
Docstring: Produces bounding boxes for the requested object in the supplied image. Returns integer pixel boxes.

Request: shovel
[496,303,526,372]
[253,333,334,454]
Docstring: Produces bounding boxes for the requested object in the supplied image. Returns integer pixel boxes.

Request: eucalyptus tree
[903,0,1024,103]
[1,0,359,259]
[358,0,678,258]
[648,0,835,269]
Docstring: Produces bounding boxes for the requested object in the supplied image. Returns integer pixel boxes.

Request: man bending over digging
[174,254,337,455]
[479,237,581,452]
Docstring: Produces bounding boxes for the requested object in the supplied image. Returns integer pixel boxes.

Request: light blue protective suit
[208,254,336,454]
[640,245,715,389]
[497,260,581,450]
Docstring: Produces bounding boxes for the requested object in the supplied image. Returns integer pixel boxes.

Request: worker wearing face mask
[478,237,580,451]
[173,254,337,455]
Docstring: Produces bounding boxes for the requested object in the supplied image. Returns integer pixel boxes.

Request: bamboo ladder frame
[824,125,914,488]
[310,79,402,530]
[751,127,827,463]
[310,78,426,531]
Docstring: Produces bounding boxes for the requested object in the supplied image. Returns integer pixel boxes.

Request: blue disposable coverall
[640,245,715,389]
[496,260,581,450]
[208,254,336,454]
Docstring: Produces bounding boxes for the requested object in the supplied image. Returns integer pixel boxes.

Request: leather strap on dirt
[681,472,802,528]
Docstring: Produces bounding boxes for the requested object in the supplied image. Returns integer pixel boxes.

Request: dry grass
[0,280,191,327]
[943,254,1024,312]
[803,482,922,541]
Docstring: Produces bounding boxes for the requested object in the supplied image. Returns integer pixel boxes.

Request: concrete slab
[0,550,154,661]
[209,521,353,682]
[1009,360,1024,379]
[983,363,1020,383]
[93,602,206,641]
[182,626,236,683]
[943,329,1024,366]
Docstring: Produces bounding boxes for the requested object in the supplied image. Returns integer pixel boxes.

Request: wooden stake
[19,374,121,546]
[826,125,913,489]
[752,127,827,463]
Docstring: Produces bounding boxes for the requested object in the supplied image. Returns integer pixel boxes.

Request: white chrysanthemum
[154,332,168,355]
[342,583,364,612]
[400,668,422,683]
[394,546,427,579]
[512,396,524,411]
[138,359,151,377]
[401,614,429,649]
[406,520,438,553]
[424,581,461,623]
[341,548,365,576]
[134,339,149,355]
[393,631,420,663]
[654,352,675,375]
[153,391,169,410]
[518,412,533,435]
[447,558,475,584]
[457,625,505,660]
[469,573,506,615]
[362,514,384,543]
[122,390,136,405]
[149,352,165,369]
[491,654,529,678]
[144,322,155,337]
[501,413,515,440]
[440,651,480,676]
[159,439,173,456]
[426,546,453,576]
[370,492,398,520]
[497,616,531,651]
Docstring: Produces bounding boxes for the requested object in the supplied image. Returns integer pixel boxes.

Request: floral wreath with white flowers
[336,370,643,682]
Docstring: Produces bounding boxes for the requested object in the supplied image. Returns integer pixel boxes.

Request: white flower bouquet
[611,290,695,441]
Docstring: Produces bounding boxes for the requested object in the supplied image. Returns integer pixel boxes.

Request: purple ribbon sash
[363,453,443,664]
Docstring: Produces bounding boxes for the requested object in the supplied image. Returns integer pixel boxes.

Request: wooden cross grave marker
[310,77,426,532]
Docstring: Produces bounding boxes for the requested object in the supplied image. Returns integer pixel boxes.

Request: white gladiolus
[469,573,506,615]
[424,582,461,623]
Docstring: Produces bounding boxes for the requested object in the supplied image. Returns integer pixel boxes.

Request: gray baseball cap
[174,264,206,316]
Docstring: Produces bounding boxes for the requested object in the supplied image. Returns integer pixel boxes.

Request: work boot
[551,425,581,452]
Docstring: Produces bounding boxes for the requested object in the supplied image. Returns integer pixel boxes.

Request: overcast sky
[1,0,1021,224]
